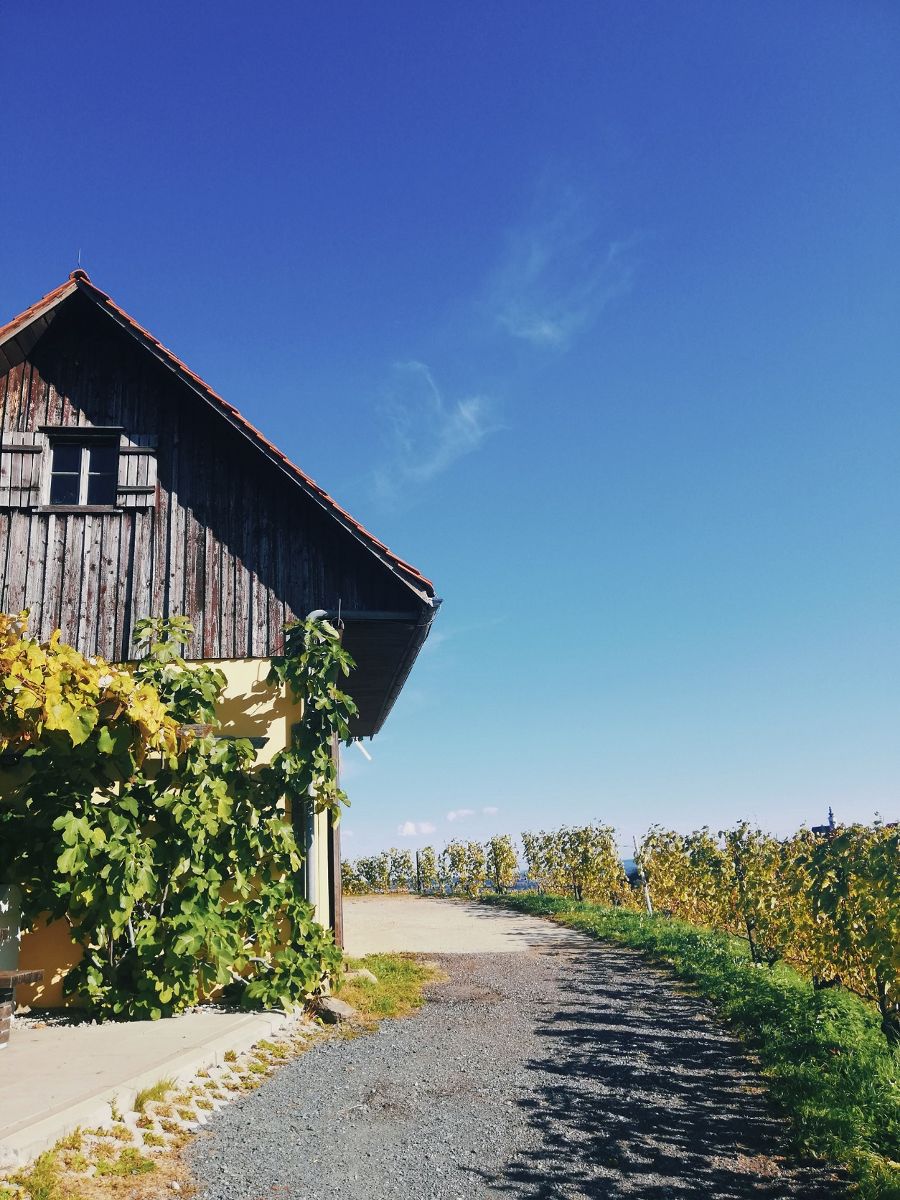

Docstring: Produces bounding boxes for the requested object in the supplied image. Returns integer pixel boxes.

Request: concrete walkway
[0,1006,295,1167]
[343,894,583,955]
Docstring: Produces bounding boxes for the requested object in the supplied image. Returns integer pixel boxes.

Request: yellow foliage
[0,611,177,766]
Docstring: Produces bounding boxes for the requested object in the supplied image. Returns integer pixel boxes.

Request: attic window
[49,439,118,506]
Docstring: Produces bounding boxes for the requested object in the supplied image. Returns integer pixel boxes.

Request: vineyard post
[634,837,653,916]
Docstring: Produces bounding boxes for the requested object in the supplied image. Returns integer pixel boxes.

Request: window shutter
[117,435,158,508]
[0,431,44,508]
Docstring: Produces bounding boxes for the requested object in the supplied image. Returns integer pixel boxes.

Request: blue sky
[3,3,899,855]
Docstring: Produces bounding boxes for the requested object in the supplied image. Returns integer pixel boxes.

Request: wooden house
[0,271,439,1003]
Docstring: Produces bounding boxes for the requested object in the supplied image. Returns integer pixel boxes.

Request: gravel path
[188,939,846,1199]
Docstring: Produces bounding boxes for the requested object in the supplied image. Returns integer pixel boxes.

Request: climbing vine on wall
[0,612,355,1020]
[267,616,357,820]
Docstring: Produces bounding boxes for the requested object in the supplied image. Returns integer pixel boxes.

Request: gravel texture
[188,941,846,1199]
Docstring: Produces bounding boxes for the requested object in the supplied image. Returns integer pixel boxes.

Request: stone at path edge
[342,968,378,985]
[315,997,359,1025]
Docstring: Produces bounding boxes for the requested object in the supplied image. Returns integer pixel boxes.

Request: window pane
[88,443,118,475]
[51,443,81,473]
[87,473,117,505]
[50,473,80,505]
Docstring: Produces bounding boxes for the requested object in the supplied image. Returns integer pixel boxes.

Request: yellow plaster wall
[18,917,83,1008]
[16,658,333,1008]
[215,658,296,764]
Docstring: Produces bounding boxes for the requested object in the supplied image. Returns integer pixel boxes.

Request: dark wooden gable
[0,281,437,734]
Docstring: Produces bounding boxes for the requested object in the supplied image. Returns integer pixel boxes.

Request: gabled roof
[0,271,435,605]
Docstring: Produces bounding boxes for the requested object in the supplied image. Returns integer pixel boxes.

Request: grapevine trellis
[345,818,899,1042]
[636,821,899,1042]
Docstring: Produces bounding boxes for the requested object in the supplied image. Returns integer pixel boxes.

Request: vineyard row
[343,820,899,1042]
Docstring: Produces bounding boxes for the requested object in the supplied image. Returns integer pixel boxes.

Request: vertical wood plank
[97,514,121,660]
[233,464,250,658]
[3,366,23,433]
[203,522,220,657]
[252,474,269,657]
[0,513,10,614]
[24,509,46,632]
[77,514,103,652]
[43,511,67,638]
[59,515,85,646]
[126,510,152,657]
[5,512,30,613]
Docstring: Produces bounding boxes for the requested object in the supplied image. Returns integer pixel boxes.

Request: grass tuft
[94,1147,156,1178]
[133,1078,175,1114]
[483,892,900,1200]
[334,953,439,1021]
[8,1151,63,1200]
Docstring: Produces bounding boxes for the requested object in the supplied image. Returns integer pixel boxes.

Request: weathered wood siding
[0,294,411,660]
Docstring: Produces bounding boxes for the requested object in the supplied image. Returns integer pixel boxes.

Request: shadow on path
[473,944,845,1199]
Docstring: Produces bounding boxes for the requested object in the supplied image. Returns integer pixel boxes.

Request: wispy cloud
[446,808,475,823]
[486,186,640,350]
[398,820,437,837]
[373,361,501,503]
[422,614,507,657]
[482,806,498,815]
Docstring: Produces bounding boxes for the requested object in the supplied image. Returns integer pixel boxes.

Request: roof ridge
[0,275,434,598]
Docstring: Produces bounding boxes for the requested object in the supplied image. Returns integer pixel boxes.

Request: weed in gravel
[336,1026,366,1042]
